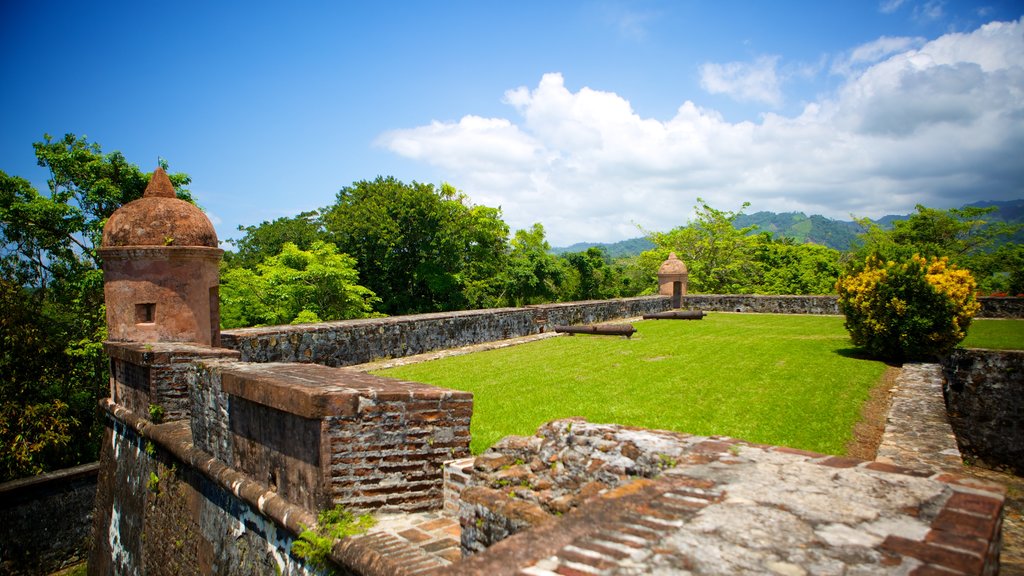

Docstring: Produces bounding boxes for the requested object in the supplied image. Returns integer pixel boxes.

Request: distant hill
[552,200,1023,256]
[734,212,862,251]
[550,237,654,258]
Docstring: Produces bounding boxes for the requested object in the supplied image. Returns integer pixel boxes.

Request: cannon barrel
[554,324,636,338]
[642,310,707,320]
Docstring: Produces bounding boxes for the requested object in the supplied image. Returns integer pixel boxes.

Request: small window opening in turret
[136,303,156,324]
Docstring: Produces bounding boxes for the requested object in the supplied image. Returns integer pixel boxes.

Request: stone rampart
[90,341,474,575]
[220,296,671,365]
[680,294,1022,318]
[942,348,1024,476]
[0,462,99,575]
[683,294,842,314]
[189,359,472,512]
[452,419,1006,575]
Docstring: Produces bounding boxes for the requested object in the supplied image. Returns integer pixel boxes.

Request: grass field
[962,318,1024,350]
[376,313,890,456]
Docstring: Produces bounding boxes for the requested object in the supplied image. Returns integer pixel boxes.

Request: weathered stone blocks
[451,419,1006,575]
[105,342,239,422]
[221,297,673,366]
[190,360,472,513]
[942,348,1024,475]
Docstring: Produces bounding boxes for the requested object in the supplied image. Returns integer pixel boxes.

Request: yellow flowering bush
[836,254,979,360]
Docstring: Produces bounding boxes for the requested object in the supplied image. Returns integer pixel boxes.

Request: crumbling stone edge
[100,399,438,576]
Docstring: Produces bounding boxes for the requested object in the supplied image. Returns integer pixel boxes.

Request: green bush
[836,254,979,360]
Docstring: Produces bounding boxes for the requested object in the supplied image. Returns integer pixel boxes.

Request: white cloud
[879,0,906,14]
[832,36,926,76]
[699,56,784,107]
[914,0,946,22]
[378,19,1024,245]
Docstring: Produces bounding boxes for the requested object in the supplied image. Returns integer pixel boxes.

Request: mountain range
[551,200,1024,257]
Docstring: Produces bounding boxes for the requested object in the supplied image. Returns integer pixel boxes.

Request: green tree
[322,177,508,314]
[226,210,325,269]
[750,234,842,295]
[497,223,565,306]
[853,205,1020,265]
[220,241,379,328]
[0,134,192,480]
[560,247,623,301]
[643,199,757,294]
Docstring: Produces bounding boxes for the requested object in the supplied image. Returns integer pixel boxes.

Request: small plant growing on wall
[148,404,165,423]
[836,254,979,360]
[291,504,376,571]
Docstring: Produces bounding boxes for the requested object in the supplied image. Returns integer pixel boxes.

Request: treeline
[219,189,851,328]
[1,134,1021,481]
[222,188,1022,328]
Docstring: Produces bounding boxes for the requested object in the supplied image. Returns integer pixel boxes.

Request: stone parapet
[220,296,672,366]
[682,294,842,314]
[976,297,1024,318]
[190,360,472,513]
[451,419,1005,575]
[104,341,239,422]
[942,348,1024,475]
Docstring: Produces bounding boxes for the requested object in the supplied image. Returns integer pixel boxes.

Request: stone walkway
[878,362,1023,575]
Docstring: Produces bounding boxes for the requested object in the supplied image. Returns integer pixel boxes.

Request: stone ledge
[103,341,239,365]
[202,360,472,419]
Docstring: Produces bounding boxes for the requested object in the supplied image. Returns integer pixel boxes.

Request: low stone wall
[681,294,1022,318]
[221,296,671,366]
[976,296,1024,318]
[942,348,1024,476]
[0,462,99,575]
[682,294,841,314]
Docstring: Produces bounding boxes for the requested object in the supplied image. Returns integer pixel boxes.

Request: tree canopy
[0,134,191,481]
[220,241,379,328]
[321,177,510,314]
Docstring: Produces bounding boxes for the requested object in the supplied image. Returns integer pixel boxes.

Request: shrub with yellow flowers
[835,254,980,360]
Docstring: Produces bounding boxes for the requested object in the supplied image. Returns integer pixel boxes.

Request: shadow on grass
[835,347,902,367]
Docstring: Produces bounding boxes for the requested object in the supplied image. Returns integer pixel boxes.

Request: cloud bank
[378,19,1024,245]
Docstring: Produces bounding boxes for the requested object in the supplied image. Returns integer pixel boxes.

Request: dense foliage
[0,134,191,481]
[220,241,379,328]
[836,254,980,360]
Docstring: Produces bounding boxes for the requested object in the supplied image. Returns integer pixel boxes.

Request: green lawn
[375,313,887,456]
[962,319,1024,350]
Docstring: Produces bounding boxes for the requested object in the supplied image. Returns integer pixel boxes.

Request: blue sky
[2,1,1022,246]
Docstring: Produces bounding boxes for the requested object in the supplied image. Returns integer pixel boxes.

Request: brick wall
[942,349,1024,475]
[189,359,472,513]
[105,342,239,422]
[220,296,672,366]
[88,414,322,576]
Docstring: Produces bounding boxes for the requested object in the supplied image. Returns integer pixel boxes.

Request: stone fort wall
[15,294,1013,575]
[220,295,1023,370]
